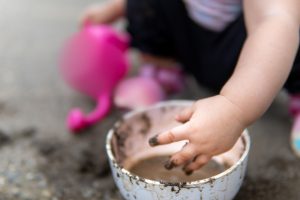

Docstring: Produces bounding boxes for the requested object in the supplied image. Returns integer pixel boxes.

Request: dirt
[138,113,151,134]
[236,176,291,200]
[236,156,300,200]
[0,130,11,147]
[33,137,114,199]
[0,127,36,148]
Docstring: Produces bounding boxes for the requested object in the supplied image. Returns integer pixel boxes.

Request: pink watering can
[60,24,130,133]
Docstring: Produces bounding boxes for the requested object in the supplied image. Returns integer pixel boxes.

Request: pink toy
[60,24,130,133]
[139,64,185,94]
[114,65,185,110]
[114,77,166,109]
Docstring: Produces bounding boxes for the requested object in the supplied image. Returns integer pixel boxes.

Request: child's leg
[126,0,178,64]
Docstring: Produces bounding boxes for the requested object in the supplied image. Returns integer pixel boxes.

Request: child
[81,0,300,174]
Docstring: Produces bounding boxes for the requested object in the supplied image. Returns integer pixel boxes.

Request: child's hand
[79,0,124,27]
[149,95,246,174]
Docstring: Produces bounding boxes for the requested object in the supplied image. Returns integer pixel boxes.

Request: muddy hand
[148,95,246,174]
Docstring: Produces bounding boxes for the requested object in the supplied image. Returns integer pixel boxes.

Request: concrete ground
[0,0,299,199]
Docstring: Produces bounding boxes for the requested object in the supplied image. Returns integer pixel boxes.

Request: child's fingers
[175,105,195,123]
[164,144,197,170]
[148,124,190,146]
[182,155,211,175]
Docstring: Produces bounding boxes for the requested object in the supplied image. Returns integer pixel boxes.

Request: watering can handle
[67,93,112,133]
[84,20,130,52]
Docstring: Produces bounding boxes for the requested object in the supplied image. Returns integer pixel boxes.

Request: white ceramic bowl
[106,101,250,200]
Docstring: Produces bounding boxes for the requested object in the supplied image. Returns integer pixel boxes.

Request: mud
[15,127,37,139]
[35,139,110,178]
[34,137,114,199]
[0,130,11,147]
[128,155,228,182]
[0,127,36,148]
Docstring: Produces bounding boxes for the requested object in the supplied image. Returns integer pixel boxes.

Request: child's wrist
[218,93,251,128]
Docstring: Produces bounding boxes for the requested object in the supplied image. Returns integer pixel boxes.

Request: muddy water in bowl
[106,101,250,200]
[129,155,228,182]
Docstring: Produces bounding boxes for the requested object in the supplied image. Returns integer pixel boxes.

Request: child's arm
[80,0,125,26]
[149,0,300,173]
[222,0,300,125]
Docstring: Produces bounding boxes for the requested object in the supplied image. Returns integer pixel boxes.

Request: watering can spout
[67,93,112,133]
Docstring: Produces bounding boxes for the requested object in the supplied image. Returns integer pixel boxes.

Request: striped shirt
[183,0,242,32]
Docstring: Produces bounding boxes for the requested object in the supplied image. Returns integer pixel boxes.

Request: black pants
[126,0,300,94]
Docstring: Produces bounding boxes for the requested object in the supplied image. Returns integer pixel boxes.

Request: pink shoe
[114,77,165,110]
[139,64,185,95]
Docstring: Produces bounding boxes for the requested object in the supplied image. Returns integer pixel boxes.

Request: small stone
[37,180,47,188]
[8,164,16,172]
[82,189,94,198]
[20,191,32,200]
[25,172,35,181]
[11,187,20,197]
[92,180,101,188]
[34,173,44,181]
[0,177,6,186]
[42,189,51,197]
[6,172,19,184]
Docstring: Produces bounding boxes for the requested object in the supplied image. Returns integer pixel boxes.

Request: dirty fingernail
[164,160,176,170]
[182,166,193,176]
[148,135,159,146]
[182,142,189,149]
[184,170,193,176]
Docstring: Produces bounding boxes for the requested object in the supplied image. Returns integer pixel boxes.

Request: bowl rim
[106,100,251,186]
